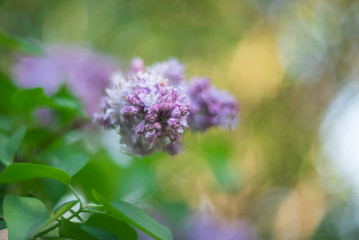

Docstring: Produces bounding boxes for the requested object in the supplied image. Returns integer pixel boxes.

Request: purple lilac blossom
[186,213,256,240]
[129,57,145,76]
[130,57,185,84]
[13,44,118,115]
[94,71,190,156]
[188,77,239,131]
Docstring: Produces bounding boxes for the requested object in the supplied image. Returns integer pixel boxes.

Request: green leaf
[59,218,97,240]
[0,126,26,166]
[202,134,237,190]
[0,163,71,185]
[0,115,13,133]
[0,73,17,113]
[4,195,50,240]
[12,88,51,112]
[0,28,43,55]
[59,153,90,177]
[52,97,79,111]
[86,214,137,240]
[50,200,78,223]
[6,126,27,160]
[92,190,172,240]
[0,139,9,167]
[80,226,119,240]
[11,87,82,123]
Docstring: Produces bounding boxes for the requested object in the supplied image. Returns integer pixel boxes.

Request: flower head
[95,71,190,156]
[129,57,145,76]
[188,77,238,131]
[130,57,185,84]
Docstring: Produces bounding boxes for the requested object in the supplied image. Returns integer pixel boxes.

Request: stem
[82,209,107,214]
[33,223,59,239]
[34,206,83,239]
[0,158,9,167]
[34,186,103,239]
[69,209,84,223]
[67,208,83,221]
[84,203,104,208]
[69,184,83,208]
[34,185,84,239]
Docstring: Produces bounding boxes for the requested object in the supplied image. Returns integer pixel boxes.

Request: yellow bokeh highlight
[230,31,284,103]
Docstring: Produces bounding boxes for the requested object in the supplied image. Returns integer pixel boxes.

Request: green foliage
[12,87,82,118]
[4,195,50,240]
[59,218,97,240]
[85,214,138,240]
[51,200,78,223]
[0,126,26,166]
[93,190,173,240]
[0,74,17,115]
[58,153,90,177]
[0,51,174,240]
[0,163,71,185]
[0,28,43,55]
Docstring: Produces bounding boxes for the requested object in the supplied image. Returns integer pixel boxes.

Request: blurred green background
[1,0,359,239]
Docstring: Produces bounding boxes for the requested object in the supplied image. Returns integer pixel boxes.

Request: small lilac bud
[146,112,158,122]
[171,107,181,118]
[122,106,139,115]
[135,121,145,134]
[154,122,162,130]
[167,118,178,127]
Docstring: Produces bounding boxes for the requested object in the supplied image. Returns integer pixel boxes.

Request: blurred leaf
[92,190,173,240]
[0,115,13,133]
[59,218,97,240]
[311,203,346,240]
[0,163,71,185]
[0,126,26,166]
[12,88,51,112]
[4,195,50,240]
[80,225,119,240]
[0,73,17,114]
[0,197,3,217]
[0,28,43,55]
[50,200,78,223]
[12,87,81,114]
[0,149,8,167]
[53,97,79,111]
[202,134,237,190]
[86,213,137,240]
[5,126,26,162]
[59,153,90,177]
[73,150,121,200]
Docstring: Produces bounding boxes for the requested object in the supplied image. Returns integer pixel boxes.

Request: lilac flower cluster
[147,58,185,84]
[13,44,118,115]
[95,71,190,156]
[129,57,185,85]
[188,77,238,131]
[95,57,239,155]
